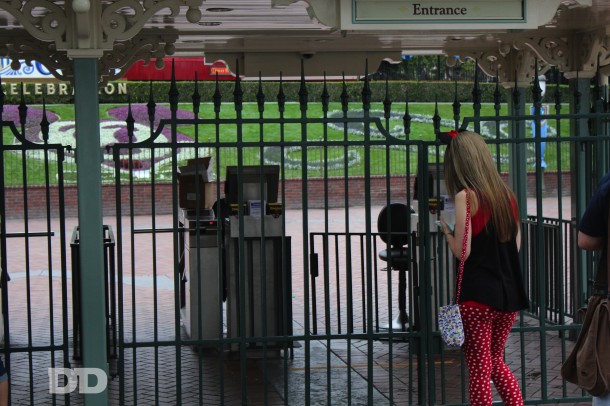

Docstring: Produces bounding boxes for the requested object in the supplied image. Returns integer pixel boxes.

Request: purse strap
[594,205,610,293]
[454,189,471,303]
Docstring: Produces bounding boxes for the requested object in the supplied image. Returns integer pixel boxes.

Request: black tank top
[458,199,529,312]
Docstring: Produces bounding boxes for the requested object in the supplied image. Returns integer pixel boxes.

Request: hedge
[0,79,578,106]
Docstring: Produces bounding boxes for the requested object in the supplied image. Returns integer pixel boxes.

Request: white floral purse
[439,190,470,347]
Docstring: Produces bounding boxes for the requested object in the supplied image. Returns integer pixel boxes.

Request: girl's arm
[578,231,604,251]
[440,189,471,260]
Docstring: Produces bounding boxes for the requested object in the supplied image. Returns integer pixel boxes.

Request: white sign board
[0,59,57,80]
[340,0,574,30]
[354,0,524,21]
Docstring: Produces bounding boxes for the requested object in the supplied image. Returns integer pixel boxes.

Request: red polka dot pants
[460,303,524,406]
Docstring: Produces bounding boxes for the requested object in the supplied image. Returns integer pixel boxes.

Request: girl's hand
[439,217,453,237]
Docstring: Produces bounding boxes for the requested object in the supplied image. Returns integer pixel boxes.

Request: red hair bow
[437,129,460,145]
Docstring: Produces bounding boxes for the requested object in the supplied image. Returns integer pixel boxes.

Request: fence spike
[41,97,49,143]
[340,72,349,113]
[433,96,441,133]
[383,78,391,120]
[321,72,330,113]
[532,59,542,109]
[192,73,201,117]
[298,59,308,113]
[471,60,482,133]
[18,82,27,127]
[257,72,265,114]
[233,59,243,112]
[277,72,286,114]
[403,88,411,138]
[591,54,607,113]
[512,70,521,115]
[213,73,222,114]
[493,70,501,113]
[471,60,481,108]
[453,79,461,128]
[169,58,179,113]
[127,97,135,142]
[553,67,562,113]
[147,80,156,126]
[361,59,371,111]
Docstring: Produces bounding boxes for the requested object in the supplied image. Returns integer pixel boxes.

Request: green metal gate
[1,62,610,404]
[104,64,610,405]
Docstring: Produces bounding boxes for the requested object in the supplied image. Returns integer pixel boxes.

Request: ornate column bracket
[100,29,180,85]
[0,0,203,84]
[0,36,73,83]
[0,0,68,43]
[446,40,550,87]
[512,29,608,79]
[99,0,202,47]
[0,29,179,86]
[445,27,610,86]
[443,1,610,84]
[561,29,610,78]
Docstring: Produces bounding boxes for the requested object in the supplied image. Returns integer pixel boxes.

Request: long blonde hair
[443,131,519,242]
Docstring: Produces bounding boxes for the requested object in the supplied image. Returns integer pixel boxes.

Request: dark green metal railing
[1,59,610,404]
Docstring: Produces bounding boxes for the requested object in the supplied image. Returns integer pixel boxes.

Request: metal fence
[1,62,610,405]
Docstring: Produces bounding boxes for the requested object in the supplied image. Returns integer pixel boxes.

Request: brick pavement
[0,197,595,405]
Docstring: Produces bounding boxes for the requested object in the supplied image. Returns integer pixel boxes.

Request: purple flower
[104,104,199,171]
[1,105,59,143]
[107,105,193,143]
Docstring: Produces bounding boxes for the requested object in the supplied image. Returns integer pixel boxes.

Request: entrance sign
[353,0,524,22]
[339,0,574,30]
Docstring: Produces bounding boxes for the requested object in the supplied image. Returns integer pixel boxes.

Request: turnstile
[225,215,292,351]
[179,210,223,343]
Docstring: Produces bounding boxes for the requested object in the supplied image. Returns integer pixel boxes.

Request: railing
[522,216,576,324]
[2,58,608,404]
[308,231,416,335]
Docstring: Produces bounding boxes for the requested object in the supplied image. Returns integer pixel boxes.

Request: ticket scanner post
[223,165,292,352]
[179,209,224,344]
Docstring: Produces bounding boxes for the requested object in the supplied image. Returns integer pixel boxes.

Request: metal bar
[4,231,54,238]
[73,57,109,405]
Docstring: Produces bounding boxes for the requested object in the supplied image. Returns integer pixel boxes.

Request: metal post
[570,75,593,318]
[508,87,528,215]
[73,57,109,405]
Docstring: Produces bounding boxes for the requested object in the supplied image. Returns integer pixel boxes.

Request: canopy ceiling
[0,0,609,83]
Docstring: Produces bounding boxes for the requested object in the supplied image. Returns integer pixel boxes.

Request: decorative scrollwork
[446,41,550,86]
[0,34,74,82]
[522,35,570,69]
[0,0,67,42]
[101,0,202,44]
[99,29,179,85]
[1,29,181,86]
[576,31,606,73]
[0,0,203,85]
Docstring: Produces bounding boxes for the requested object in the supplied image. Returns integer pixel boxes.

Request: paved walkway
[1,197,594,405]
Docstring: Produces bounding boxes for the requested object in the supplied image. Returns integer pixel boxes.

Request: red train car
[122,57,236,81]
